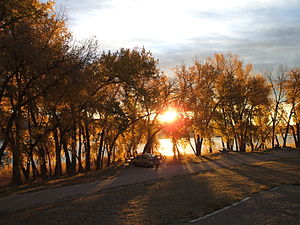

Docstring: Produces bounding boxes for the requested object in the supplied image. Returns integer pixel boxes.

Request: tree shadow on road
[1,158,299,225]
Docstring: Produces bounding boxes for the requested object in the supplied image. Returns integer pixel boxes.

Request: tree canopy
[0,0,299,185]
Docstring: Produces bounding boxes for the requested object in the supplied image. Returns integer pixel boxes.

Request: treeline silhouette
[0,0,299,185]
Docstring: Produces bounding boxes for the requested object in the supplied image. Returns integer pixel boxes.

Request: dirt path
[0,150,298,214]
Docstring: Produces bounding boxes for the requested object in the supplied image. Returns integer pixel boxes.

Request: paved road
[186,184,300,225]
[0,150,299,214]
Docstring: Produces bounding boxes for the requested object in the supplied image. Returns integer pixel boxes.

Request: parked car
[132,154,160,168]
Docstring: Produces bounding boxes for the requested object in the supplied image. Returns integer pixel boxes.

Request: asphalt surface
[0,150,299,214]
[186,184,300,225]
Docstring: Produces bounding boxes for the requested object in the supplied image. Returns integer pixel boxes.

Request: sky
[54,0,300,74]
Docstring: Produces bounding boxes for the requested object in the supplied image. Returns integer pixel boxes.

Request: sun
[158,109,178,123]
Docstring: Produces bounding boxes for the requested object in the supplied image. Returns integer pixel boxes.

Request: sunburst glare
[158,109,178,123]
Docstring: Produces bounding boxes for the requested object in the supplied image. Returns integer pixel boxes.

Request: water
[157,137,223,156]
[0,134,296,158]
[156,135,296,156]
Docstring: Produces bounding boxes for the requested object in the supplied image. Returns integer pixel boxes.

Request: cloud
[54,0,112,27]
[52,0,300,73]
[155,1,300,73]
[55,0,111,13]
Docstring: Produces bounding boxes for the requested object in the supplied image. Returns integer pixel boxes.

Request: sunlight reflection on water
[155,135,295,156]
[158,138,223,156]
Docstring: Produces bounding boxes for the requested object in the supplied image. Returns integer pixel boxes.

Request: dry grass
[0,164,123,198]
[0,152,225,197]
[0,149,295,197]
[0,157,299,225]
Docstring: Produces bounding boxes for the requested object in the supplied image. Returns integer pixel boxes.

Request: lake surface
[156,135,296,156]
[157,137,223,156]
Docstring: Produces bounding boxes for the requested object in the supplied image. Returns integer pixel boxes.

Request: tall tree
[284,68,300,148]
[214,54,270,152]
[0,0,96,183]
[175,60,220,156]
[265,67,287,148]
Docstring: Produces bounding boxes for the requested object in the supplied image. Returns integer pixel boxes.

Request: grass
[0,164,123,198]
[0,156,299,225]
[0,151,228,197]
[0,149,296,198]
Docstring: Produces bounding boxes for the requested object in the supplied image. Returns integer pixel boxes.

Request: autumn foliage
[0,0,299,185]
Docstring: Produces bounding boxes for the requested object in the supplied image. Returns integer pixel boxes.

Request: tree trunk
[27,107,37,180]
[194,134,203,156]
[172,138,181,161]
[234,136,239,151]
[62,138,72,176]
[283,107,294,148]
[77,125,84,172]
[275,134,280,147]
[29,148,39,180]
[22,153,31,182]
[226,141,232,151]
[239,139,246,152]
[221,139,225,149]
[112,146,116,165]
[249,137,255,152]
[21,164,30,183]
[0,112,16,167]
[11,127,22,185]
[0,142,7,167]
[106,145,111,167]
[142,128,161,154]
[297,123,300,148]
[46,147,52,177]
[39,147,48,180]
[291,123,300,148]
[85,121,91,172]
[11,104,24,185]
[53,128,62,177]
[102,144,107,168]
[271,103,279,148]
[71,127,77,175]
[96,129,105,170]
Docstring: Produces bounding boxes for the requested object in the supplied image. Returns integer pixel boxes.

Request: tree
[0,0,95,183]
[141,76,175,154]
[175,58,220,156]
[214,54,270,152]
[284,68,300,148]
[176,53,271,154]
[265,67,288,148]
[0,0,73,184]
